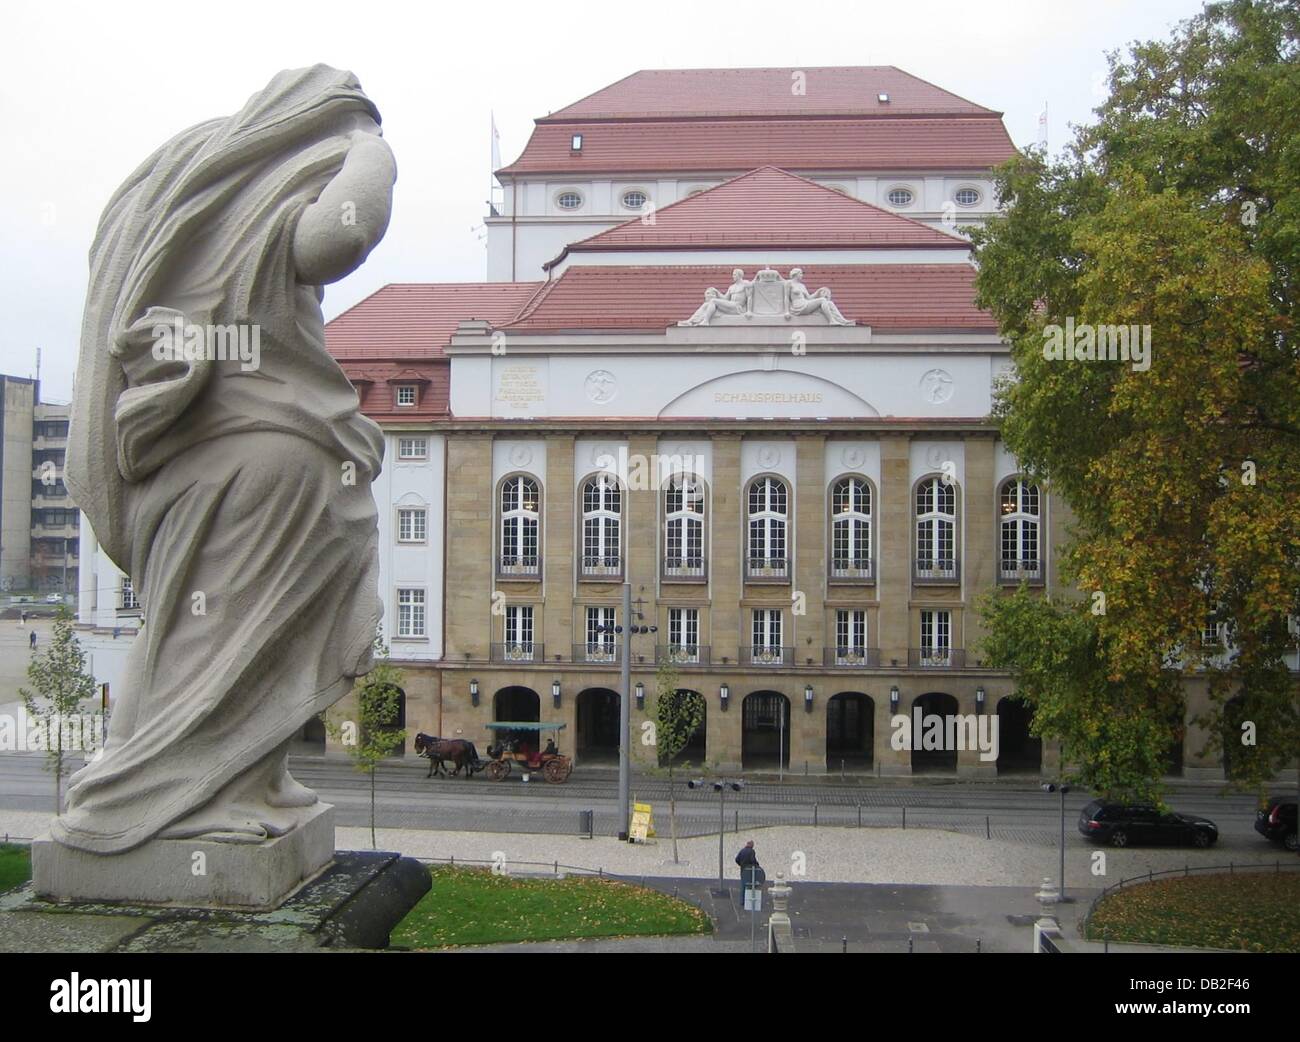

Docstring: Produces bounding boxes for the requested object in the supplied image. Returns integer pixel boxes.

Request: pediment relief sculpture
[678,267,854,326]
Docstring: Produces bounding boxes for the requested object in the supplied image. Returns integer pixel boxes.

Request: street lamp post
[690,778,743,895]
[595,583,655,840]
[1041,781,1071,900]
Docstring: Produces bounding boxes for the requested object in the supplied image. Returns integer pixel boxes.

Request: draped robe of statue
[56,66,392,854]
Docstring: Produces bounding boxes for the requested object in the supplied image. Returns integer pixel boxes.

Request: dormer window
[396,384,417,407]
[877,92,890,103]
[571,133,583,151]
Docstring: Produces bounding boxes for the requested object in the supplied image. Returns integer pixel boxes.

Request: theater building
[80,67,1264,779]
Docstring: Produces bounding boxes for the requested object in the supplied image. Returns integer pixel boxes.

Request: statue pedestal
[31,802,335,911]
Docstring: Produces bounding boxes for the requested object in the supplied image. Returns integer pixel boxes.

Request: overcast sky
[3,0,1208,402]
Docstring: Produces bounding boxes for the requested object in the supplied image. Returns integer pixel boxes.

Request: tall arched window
[499,475,540,578]
[914,476,958,582]
[746,477,789,580]
[581,475,622,578]
[663,475,706,580]
[999,478,1042,582]
[830,476,873,580]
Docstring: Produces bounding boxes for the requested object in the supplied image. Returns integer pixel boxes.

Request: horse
[414,733,480,779]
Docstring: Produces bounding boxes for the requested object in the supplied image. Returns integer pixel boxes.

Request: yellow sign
[629,802,654,842]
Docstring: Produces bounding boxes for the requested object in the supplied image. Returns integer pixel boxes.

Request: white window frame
[395,384,417,407]
[504,605,535,660]
[920,609,952,667]
[999,479,1041,580]
[751,609,784,664]
[668,607,700,663]
[396,587,426,639]
[120,575,139,611]
[499,475,541,575]
[581,475,622,577]
[830,476,872,578]
[397,507,427,544]
[747,477,789,578]
[915,477,957,580]
[585,606,617,662]
[397,437,428,461]
[835,609,868,665]
[664,476,706,578]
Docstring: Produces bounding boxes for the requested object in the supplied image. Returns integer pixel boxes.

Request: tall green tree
[652,664,705,864]
[325,636,407,849]
[971,0,1300,794]
[20,606,99,812]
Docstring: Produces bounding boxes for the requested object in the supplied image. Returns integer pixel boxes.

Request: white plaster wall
[453,351,997,421]
[378,433,445,660]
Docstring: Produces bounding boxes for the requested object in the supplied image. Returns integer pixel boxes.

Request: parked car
[1254,797,1298,851]
[45,593,63,603]
[1078,799,1218,848]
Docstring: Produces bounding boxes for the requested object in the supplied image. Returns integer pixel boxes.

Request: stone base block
[32,802,335,911]
[958,763,998,779]
[877,762,912,777]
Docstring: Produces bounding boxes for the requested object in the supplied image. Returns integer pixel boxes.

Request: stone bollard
[768,872,795,953]
[1032,876,1062,953]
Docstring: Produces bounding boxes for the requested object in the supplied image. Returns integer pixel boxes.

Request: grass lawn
[1086,871,1300,952]
[0,844,31,894]
[391,866,711,948]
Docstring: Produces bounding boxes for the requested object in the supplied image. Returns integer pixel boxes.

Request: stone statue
[678,287,745,326]
[676,266,854,326]
[786,268,853,325]
[55,67,395,860]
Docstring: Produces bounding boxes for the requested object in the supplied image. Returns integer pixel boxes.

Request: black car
[1253,797,1298,851]
[1078,799,1218,848]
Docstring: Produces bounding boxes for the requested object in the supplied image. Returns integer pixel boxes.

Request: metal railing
[662,555,706,581]
[655,644,711,666]
[998,558,1044,585]
[745,556,789,582]
[908,647,966,669]
[579,554,623,579]
[1081,860,1300,943]
[913,558,960,583]
[571,642,620,664]
[742,645,795,666]
[496,554,541,579]
[491,641,543,663]
[828,556,874,582]
[823,646,882,668]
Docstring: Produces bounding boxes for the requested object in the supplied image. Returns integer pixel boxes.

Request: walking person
[30,630,38,650]
[735,839,765,893]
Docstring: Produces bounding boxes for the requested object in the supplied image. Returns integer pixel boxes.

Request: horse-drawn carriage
[415,722,573,783]
[483,721,572,783]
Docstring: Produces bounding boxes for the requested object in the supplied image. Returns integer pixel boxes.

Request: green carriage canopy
[485,722,568,731]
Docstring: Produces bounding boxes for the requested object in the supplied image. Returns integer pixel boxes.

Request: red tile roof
[498,116,1017,177]
[503,264,995,333]
[325,282,542,358]
[543,67,997,120]
[552,167,967,265]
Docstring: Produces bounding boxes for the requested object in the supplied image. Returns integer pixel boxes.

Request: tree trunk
[669,765,678,863]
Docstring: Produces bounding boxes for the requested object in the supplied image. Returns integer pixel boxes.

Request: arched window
[829,476,873,580]
[499,475,540,578]
[581,475,622,578]
[663,475,706,580]
[914,476,958,582]
[746,477,789,580]
[999,478,1042,582]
